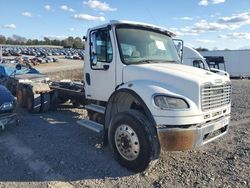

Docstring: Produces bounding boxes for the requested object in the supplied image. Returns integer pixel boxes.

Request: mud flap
[40,93,51,112]
[50,90,59,105]
[32,93,42,113]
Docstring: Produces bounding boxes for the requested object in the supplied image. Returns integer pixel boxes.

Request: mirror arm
[103,65,109,70]
[83,36,87,41]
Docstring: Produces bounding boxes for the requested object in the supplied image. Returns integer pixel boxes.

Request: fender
[105,87,155,128]
[114,80,199,118]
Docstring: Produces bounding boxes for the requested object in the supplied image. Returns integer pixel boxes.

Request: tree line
[0,35,85,49]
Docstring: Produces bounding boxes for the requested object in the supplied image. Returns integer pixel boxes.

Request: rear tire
[26,89,41,113]
[108,110,157,172]
[16,85,25,107]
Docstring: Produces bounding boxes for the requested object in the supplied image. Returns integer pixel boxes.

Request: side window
[90,29,113,69]
[193,60,205,69]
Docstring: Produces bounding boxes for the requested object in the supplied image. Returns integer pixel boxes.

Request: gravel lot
[0,79,249,188]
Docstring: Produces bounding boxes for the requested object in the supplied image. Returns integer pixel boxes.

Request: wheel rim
[115,124,140,161]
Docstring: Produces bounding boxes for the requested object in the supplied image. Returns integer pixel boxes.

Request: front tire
[108,110,156,172]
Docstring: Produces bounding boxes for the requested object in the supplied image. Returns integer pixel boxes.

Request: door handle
[86,73,91,85]
[103,65,109,70]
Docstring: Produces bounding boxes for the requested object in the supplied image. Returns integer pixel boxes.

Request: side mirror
[91,52,97,66]
[16,64,22,70]
[173,39,184,61]
[90,32,98,66]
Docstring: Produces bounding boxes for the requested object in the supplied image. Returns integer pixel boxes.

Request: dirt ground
[35,57,83,74]
[0,78,249,188]
[2,56,84,80]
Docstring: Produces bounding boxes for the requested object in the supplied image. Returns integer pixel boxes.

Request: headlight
[0,101,14,111]
[154,95,189,110]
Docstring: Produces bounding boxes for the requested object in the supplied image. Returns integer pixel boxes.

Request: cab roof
[89,20,176,37]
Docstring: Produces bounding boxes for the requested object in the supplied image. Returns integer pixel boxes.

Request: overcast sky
[0,0,250,50]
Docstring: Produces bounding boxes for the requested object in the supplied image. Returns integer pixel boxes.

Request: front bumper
[157,115,230,151]
[0,112,17,130]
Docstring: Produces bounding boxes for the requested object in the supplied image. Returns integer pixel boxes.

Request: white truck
[182,46,229,77]
[15,20,232,172]
[182,45,209,70]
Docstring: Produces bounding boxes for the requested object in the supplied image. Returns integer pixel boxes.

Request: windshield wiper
[136,59,176,64]
[136,59,154,64]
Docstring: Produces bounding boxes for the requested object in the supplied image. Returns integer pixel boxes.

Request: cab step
[85,104,105,114]
[77,119,104,133]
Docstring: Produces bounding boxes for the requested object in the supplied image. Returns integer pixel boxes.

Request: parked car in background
[0,84,17,130]
[0,63,51,113]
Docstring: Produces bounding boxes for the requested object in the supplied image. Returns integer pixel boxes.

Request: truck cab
[79,20,231,172]
[182,45,210,70]
[182,46,229,77]
[204,56,227,72]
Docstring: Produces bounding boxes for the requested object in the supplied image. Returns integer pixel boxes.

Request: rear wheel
[108,110,157,172]
[26,92,34,112]
[26,89,41,113]
[16,85,25,107]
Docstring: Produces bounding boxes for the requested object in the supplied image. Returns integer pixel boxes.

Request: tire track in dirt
[0,133,74,188]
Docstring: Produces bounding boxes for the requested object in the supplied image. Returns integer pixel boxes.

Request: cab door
[84,27,116,102]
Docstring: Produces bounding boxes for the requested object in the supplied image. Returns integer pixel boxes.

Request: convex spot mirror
[173,39,184,62]
[91,52,97,66]
[16,64,22,70]
[90,31,97,66]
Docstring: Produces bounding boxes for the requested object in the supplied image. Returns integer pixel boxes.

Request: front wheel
[108,110,158,172]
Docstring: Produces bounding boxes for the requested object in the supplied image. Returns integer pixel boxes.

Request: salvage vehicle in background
[0,63,50,113]
[0,84,16,130]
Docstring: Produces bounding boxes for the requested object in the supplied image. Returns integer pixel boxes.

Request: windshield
[116,26,181,65]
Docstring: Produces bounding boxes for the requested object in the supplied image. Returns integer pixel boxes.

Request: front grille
[201,83,231,111]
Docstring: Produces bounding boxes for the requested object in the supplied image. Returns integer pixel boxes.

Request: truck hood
[122,63,230,106]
